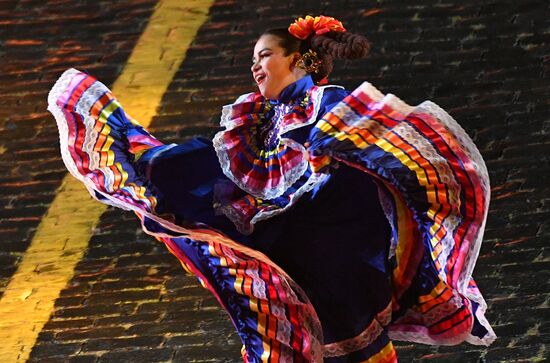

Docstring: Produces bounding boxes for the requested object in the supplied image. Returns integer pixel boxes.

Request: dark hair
[261,26,370,83]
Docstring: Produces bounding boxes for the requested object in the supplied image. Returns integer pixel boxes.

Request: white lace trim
[75,81,109,174]
[356,81,415,116]
[213,127,305,201]
[417,102,491,304]
[218,92,255,130]
[377,185,397,260]
[213,85,340,200]
[388,297,495,346]
[83,115,101,171]
[336,81,494,345]
[392,121,462,278]
[415,101,494,345]
[323,303,392,357]
[215,202,255,235]
[388,326,470,346]
[47,68,86,184]
[329,97,463,280]
[279,85,344,135]
[222,252,293,347]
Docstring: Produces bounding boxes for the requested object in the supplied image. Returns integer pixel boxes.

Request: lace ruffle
[213,85,339,200]
[309,81,496,346]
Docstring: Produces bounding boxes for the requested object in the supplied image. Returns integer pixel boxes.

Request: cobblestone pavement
[0,0,548,362]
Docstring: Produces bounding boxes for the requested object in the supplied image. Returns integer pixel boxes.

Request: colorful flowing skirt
[48,69,495,363]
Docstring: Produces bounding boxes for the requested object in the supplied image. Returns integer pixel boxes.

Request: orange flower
[288,15,346,40]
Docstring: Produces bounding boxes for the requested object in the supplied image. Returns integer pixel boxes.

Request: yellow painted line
[0,0,213,361]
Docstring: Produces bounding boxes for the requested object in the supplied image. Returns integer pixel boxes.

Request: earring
[296,49,322,74]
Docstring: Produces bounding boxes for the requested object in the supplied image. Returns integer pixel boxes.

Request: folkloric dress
[48,69,495,362]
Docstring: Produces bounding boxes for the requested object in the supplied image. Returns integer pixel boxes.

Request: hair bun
[311,32,371,60]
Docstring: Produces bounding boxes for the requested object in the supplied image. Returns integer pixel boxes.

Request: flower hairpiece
[288,15,346,40]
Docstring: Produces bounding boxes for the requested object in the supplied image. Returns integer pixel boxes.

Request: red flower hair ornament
[288,15,346,40]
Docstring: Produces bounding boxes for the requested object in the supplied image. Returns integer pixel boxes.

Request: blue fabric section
[282,86,350,145]
[275,75,314,103]
[470,301,489,339]
[106,106,130,139]
[136,137,249,244]
[251,165,393,344]
[170,238,265,361]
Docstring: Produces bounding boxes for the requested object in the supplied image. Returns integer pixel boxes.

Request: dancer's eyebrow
[252,47,272,63]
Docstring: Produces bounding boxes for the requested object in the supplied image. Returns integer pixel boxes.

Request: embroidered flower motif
[288,15,346,40]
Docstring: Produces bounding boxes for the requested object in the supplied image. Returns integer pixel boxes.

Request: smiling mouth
[255,74,266,85]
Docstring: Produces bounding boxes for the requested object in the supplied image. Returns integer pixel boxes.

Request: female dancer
[48,15,495,363]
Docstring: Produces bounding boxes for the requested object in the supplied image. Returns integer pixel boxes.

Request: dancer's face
[251,34,304,100]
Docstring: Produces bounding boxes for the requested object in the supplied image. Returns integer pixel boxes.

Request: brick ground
[1,0,549,362]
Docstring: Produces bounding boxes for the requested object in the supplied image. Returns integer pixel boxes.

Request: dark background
[0,0,548,362]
